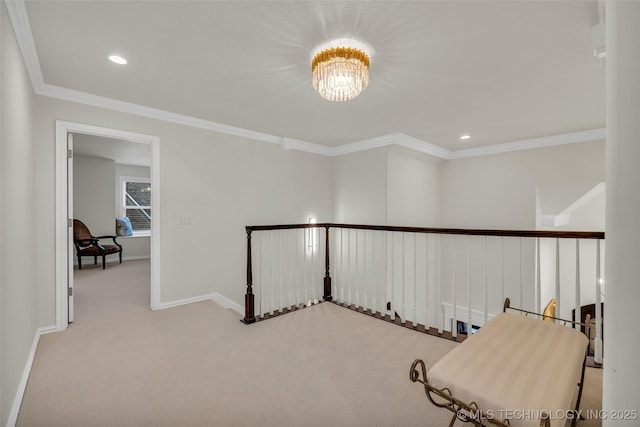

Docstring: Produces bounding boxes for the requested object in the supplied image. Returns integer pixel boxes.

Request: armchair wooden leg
[94,256,97,265]
[102,255,106,269]
[78,256,82,270]
[119,251,122,264]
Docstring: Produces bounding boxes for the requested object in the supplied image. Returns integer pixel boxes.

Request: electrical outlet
[177,214,192,225]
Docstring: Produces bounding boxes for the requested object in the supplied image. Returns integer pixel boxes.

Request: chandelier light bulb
[311,39,371,102]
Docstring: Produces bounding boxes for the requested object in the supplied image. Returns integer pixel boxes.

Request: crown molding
[39,83,283,146]
[7,0,606,161]
[331,133,398,156]
[281,137,334,156]
[4,0,45,91]
[394,133,453,159]
[449,128,606,159]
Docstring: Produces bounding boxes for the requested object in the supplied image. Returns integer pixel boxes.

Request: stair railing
[243,223,604,362]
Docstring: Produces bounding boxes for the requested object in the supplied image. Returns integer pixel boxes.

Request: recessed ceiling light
[460,135,471,140]
[108,55,127,65]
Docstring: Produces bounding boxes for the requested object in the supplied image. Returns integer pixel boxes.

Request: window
[120,176,151,235]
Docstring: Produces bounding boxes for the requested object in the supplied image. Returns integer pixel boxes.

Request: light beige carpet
[17,260,601,426]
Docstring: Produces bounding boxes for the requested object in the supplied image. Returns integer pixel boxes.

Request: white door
[67,132,74,322]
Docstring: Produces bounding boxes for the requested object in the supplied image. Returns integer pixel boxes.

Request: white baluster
[555,238,560,324]
[339,228,344,303]
[575,240,581,331]
[484,236,488,324]
[425,233,430,330]
[347,230,355,306]
[270,231,275,315]
[413,233,418,328]
[352,230,360,307]
[371,230,377,314]
[536,238,541,314]
[311,228,316,305]
[363,230,368,311]
[307,229,312,306]
[258,232,263,318]
[296,229,302,306]
[452,236,457,338]
[288,230,293,309]
[438,234,443,334]
[344,228,348,304]
[283,230,288,310]
[279,231,284,310]
[386,232,396,320]
[467,236,472,337]
[519,238,524,309]
[332,229,337,304]
[501,237,505,306]
[313,227,317,304]
[595,239,603,363]
[401,233,406,323]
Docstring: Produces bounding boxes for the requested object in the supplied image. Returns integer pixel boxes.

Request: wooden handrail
[246,223,604,240]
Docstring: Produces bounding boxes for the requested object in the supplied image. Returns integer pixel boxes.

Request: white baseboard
[73,255,150,267]
[6,325,57,427]
[155,293,216,310]
[211,293,243,315]
[155,292,243,316]
[122,256,151,262]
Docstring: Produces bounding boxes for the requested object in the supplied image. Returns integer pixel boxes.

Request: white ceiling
[23,1,605,152]
[73,134,151,167]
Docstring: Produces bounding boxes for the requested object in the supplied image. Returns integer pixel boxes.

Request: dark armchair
[73,219,123,269]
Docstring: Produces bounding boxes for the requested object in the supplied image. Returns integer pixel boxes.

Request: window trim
[119,175,152,236]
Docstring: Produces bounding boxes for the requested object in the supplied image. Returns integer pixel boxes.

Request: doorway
[55,121,161,331]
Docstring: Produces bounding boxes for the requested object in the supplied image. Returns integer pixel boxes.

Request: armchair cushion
[73,219,123,269]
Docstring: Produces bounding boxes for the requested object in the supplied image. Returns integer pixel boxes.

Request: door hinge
[67,149,73,159]
[68,287,73,297]
[68,218,73,228]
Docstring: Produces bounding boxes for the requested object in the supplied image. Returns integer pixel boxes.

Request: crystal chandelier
[311,39,371,102]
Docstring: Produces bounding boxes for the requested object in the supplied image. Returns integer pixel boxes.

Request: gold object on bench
[542,298,556,322]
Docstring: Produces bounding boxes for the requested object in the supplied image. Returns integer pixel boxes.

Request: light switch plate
[177,215,192,225]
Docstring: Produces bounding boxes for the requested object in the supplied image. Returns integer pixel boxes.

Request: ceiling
[73,134,151,167]
[23,1,605,152]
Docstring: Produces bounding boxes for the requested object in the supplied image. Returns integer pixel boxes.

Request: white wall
[440,140,606,229]
[560,186,605,231]
[333,147,387,224]
[34,95,334,320]
[332,145,442,227]
[603,1,640,416]
[1,3,39,424]
[387,146,442,227]
[73,154,116,236]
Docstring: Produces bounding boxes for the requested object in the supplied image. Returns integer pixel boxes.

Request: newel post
[323,224,333,301]
[242,228,256,324]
